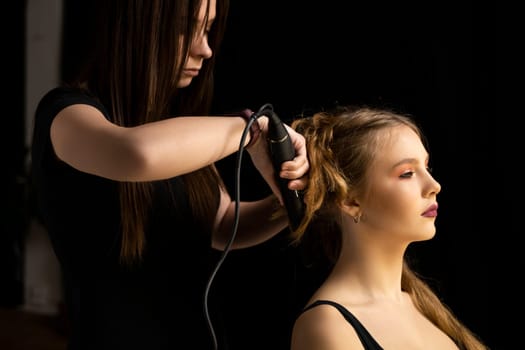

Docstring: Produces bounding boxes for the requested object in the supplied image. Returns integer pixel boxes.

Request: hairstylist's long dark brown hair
[67,0,230,263]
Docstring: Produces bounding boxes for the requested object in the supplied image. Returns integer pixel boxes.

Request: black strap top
[302,300,384,350]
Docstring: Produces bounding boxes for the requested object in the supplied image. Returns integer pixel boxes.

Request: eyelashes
[399,171,414,179]
[399,167,433,179]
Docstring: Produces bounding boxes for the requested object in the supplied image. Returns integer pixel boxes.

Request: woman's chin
[177,77,193,88]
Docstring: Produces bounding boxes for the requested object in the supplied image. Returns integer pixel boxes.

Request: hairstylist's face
[178,0,216,88]
[360,125,441,244]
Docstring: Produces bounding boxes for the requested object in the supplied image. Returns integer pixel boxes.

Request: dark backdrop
[2,1,27,309]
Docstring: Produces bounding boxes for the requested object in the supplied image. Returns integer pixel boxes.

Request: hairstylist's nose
[192,35,212,59]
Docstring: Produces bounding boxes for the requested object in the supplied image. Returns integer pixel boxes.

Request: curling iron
[257,104,305,231]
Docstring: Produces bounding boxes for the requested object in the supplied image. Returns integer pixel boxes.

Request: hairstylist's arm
[51,104,255,181]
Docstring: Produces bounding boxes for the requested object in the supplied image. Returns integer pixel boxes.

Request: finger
[280,163,309,180]
[281,155,308,172]
[287,177,308,191]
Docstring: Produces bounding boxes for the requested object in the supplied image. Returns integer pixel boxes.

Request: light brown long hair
[291,105,488,350]
[66,0,230,263]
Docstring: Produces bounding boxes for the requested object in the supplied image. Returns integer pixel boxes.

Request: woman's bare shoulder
[291,301,363,350]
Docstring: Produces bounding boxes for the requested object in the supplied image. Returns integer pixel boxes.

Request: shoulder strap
[302,300,384,350]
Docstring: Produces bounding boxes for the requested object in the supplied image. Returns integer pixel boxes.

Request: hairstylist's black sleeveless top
[302,300,384,350]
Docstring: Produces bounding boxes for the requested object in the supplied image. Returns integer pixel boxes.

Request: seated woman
[289,105,487,350]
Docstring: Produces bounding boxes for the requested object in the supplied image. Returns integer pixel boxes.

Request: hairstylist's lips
[183,68,200,77]
[422,203,438,217]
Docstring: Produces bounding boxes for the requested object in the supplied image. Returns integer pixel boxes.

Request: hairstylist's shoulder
[35,85,107,124]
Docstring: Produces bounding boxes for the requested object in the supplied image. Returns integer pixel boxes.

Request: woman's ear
[339,197,360,218]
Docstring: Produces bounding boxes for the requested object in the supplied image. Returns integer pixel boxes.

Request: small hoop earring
[353,214,361,224]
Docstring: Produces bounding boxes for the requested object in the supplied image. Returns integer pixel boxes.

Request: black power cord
[203,103,306,349]
[203,104,272,350]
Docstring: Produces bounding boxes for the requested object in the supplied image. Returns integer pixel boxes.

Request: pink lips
[183,68,200,77]
[422,203,438,217]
